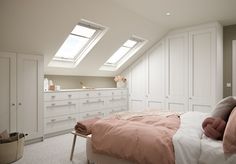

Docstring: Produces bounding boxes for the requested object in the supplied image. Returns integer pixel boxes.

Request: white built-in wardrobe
[0,52,43,141]
[123,22,223,113]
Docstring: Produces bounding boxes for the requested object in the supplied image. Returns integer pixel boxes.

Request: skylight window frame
[101,36,147,71]
[49,19,108,68]
[53,23,101,61]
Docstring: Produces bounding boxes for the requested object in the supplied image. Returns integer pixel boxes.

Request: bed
[85,111,236,164]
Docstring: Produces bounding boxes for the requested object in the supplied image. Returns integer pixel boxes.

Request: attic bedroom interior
[1,0,236,164]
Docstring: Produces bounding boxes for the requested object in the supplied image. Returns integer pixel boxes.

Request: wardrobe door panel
[147,42,165,100]
[129,57,146,111]
[166,33,188,112]
[189,28,216,112]
[0,52,16,132]
[17,54,43,140]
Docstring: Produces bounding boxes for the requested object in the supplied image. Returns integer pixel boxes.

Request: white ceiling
[0,0,236,77]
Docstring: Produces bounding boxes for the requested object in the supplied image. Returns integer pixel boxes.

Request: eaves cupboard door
[146,42,166,111]
[188,28,216,112]
[0,52,17,133]
[0,52,43,141]
[129,57,146,112]
[165,33,189,112]
[17,54,43,140]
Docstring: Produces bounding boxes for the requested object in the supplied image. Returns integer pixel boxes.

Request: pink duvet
[91,113,180,164]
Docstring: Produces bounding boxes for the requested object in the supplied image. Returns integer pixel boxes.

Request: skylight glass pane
[71,25,96,38]
[123,39,137,48]
[55,35,89,59]
[106,47,130,64]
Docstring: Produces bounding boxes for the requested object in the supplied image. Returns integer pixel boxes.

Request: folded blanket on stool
[74,117,100,135]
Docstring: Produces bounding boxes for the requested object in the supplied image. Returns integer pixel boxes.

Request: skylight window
[106,39,137,64]
[100,36,147,71]
[49,20,107,68]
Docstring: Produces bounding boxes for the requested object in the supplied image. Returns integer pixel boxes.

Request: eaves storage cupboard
[0,52,43,141]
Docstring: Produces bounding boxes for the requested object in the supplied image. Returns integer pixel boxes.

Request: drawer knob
[51,119,56,122]
[86,93,89,96]
[68,95,72,97]
[51,96,55,98]
[68,102,72,105]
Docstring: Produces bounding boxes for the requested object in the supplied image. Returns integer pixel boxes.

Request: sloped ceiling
[0,0,236,77]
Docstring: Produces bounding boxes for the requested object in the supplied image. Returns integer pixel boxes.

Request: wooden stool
[70,131,88,161]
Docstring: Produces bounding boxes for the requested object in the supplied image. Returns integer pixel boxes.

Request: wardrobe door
[129,57,146,112]
[189,28,216,112]
[0,52,17,133]
[17,54,43,140]
[146,42,166,111]
[165,33,189,112]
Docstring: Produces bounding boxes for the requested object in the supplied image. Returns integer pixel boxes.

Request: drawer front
[44,100,78,118]
[79,98,105,112]
[44,92,80,101]
[108,106,128,115]
[107,95,128,108]
[79,110,106,120]
[44,114,78,134]
[109,89,128,97]
[79,90,111,98]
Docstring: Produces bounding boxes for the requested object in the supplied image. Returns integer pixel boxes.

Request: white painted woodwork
[0,52,43,141]
[0,52,17,133]
[129,57,146,112]
[123,22,223,113]
[146,41,166,111]
[188,28,216,112]
[17,54,43,140]
[233,40,236,96]
[44,88,128,135]
[165,33,188,112]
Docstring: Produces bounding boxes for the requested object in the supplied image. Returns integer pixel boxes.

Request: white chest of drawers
[44,88,128,136]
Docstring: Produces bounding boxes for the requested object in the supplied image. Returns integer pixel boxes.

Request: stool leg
[70,134,77,161]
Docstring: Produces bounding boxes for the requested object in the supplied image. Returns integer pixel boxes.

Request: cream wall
[45,75,116,89]
[223,24,236,97]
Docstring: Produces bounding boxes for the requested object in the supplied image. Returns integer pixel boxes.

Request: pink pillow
[223,107,236,153]
[202,117,226,140]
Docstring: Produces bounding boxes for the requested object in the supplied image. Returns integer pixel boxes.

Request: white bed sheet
[199,135,236,164]
[173,111,209,164]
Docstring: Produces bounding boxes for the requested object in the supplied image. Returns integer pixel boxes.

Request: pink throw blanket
[91,113,180,164]
[74,117,100,135]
